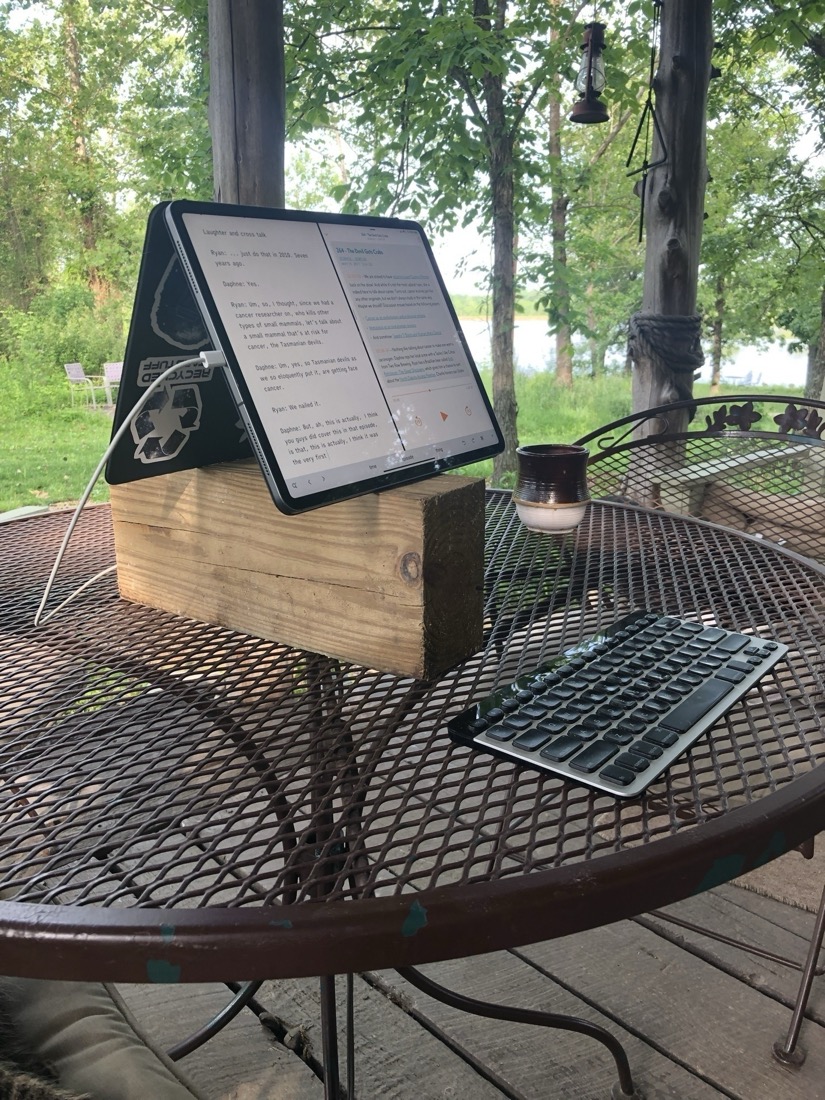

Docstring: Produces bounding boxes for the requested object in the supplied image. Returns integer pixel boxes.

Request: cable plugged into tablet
[200,350,227,370]
[34,353,223,627]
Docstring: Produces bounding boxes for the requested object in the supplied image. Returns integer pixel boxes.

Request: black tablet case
[105,203,252,485]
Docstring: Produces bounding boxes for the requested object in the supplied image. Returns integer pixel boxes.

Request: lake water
[460,317,808,389]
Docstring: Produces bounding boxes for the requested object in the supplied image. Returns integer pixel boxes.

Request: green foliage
[0,0,210,311]
[0,284,126,413]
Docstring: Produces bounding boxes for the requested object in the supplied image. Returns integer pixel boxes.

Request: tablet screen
[164,201,503,512]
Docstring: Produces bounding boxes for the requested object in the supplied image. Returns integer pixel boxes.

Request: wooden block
[109,461,485,680]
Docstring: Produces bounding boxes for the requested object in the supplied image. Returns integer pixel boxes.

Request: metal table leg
[773,881,825,1067]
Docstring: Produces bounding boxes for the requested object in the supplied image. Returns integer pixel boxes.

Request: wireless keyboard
[448,611,787,798]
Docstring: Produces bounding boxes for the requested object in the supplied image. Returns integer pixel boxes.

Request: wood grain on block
[110,461,485,679]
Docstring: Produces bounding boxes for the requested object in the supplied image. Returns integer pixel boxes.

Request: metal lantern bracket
[625,0,668,241]
[626,98,669,242]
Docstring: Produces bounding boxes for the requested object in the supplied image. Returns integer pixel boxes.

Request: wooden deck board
[117,884,824,1099]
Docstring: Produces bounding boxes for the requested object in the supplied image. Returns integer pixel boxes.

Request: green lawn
[0,404,114,513]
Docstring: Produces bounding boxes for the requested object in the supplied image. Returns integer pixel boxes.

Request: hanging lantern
[570,22,610,125]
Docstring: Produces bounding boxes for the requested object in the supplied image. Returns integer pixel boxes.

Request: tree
[713,0,825,395]
[698,87,812,389]
[0,0,210,302]
[628,0,713,431]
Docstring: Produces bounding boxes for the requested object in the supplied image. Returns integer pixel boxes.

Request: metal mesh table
[1,493,823,984]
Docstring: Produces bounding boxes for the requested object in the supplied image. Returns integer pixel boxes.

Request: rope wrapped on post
[628,312,704,407]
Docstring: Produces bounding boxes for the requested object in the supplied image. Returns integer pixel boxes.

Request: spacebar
[659,678,734,732]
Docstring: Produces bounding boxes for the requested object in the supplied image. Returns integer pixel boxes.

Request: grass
[0,370,808,513]
[0,401,113,512]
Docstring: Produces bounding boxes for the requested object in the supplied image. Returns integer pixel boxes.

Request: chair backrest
[575,394,825,563]
[103,361,123,383]
[64,362,87,383]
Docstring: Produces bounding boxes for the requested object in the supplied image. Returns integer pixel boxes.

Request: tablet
[163,200,503,513]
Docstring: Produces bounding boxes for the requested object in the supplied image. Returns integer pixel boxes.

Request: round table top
[0,495,823,983]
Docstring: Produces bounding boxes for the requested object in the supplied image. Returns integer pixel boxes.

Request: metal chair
[64,362,105,408]
[103,360,123,405]
[575,393,825,563]
[575,392,825,1064]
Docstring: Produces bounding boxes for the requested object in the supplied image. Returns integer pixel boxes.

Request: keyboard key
[643,726,680,747]
[659,677,734,732]
[577,668,604,684]
[581,714,613,732]
[698,627,727,643]
[538,672,562,687]
[599,764,636,786]
[540,736,583,762]
[555,707,586,723]
[605,673,633,688]
[567,698,595,714]
[569,741,618,773]
[547,684,576,700]
[581,688,610,704]
[567,724,597,741]
[603,729,635,745]
[676,621,704,634]
[503,714,534,730]
[636,705,662,722]
[616,717,646,735]
[485,724,517,741]
[654,689,683,706]
[712,633,750,654]
[615,751,652,772]
[512,729,554,751]
[519,702,550,719]
[716,667,747,684]
[659,659,687,675]
[598,704,626,721]
[675,671,704,687]
[536,718,567,736]
[630,740,663,759]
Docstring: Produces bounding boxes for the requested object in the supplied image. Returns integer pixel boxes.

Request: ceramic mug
[512,444,590,533]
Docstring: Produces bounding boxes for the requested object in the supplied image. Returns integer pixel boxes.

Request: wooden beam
[208,0,285,207]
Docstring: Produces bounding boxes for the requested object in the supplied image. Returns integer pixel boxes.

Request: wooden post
[630,1,713,432]
[208,0,285,207]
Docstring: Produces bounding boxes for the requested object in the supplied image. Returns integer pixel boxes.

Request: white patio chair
[103,360,123,405]
[64,362,104,409]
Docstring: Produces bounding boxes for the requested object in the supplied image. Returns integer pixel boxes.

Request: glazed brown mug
[512,443,590,533]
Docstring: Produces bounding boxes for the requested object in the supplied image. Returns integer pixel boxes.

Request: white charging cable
[34,351,225,627]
